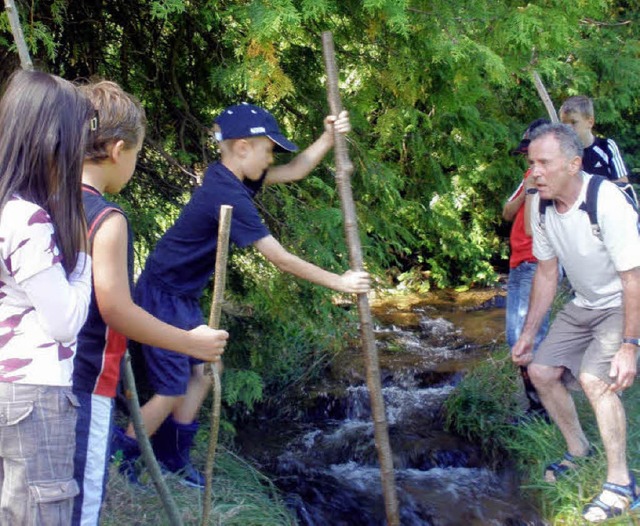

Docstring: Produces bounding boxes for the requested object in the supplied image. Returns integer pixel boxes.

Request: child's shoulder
[4,196,50,224]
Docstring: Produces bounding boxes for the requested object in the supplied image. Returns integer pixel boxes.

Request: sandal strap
[602,481,636,499]
[584,497,613,515]
[546,462,569,473]
[564,445,594,463]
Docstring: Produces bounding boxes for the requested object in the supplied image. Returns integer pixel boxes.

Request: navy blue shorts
[134,272,204,396]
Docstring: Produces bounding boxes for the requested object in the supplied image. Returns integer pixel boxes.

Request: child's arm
[502,184,524,222]
[264,111,351,185]
[607,138,629,183]
[253,235,369,293]
[22,252,92,342]
[91,213,227,360]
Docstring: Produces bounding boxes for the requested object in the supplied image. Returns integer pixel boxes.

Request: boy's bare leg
[126,394,181,439]
[172,363,212,424]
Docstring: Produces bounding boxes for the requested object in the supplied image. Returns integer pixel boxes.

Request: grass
[444,346,640,525]
[100,445,296,526]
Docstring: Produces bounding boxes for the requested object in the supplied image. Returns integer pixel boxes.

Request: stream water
[236,289,545,525]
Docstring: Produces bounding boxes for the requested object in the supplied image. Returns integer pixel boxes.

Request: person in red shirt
[502,118,551,420]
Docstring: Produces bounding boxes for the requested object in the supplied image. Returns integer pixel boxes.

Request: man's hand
[186,325,228,362]
[512,335,535,366]
[324,110,351,136]
[608,343,638,392]
[338,270,370,294]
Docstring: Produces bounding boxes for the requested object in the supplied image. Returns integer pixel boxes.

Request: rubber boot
[110,426,142,485]
[152,417,205,488]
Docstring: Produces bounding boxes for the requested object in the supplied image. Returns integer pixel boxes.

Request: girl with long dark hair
[0,69,94,525]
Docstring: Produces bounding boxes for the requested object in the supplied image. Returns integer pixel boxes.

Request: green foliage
[221,247,359,393]
[222,369,264,410]
[3,0,640,424]
[443,348,520,455]
[102,447,296,525]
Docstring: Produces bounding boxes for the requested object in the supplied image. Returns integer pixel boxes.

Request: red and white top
[507,170,537,269]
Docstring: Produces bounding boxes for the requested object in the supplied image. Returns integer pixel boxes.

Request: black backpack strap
[538,197,553,231]
[579,175,606,240]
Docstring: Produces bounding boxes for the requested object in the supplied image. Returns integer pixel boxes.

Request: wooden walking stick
[201,204,233,526]
[532,70,559,123]
[4,0,34,70]
[122,351,184,526]
[321,31,400,526]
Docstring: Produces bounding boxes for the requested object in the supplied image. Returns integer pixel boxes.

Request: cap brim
[267,133,299,153]
[510,139,530,156]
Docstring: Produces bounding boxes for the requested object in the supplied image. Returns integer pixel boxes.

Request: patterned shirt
[0,197,91,385]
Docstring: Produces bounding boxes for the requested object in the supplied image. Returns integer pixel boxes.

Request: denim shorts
[134,273,204,396]
[0,383,79,525]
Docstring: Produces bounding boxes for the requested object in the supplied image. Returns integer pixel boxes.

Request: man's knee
[528,363,563,389]
[579,372,610,399]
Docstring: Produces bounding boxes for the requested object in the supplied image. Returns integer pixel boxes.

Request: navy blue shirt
[75,184,134,397]
[144,162,270,297]
[583,137,628,181]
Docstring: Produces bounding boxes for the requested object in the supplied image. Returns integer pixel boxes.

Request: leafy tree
[2,0,639,403]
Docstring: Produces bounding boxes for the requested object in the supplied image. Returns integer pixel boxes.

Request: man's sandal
[544,446,594,483]
[582,474,637,523]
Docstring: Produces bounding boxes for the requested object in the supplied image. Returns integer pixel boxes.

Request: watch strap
[622,337,640,346]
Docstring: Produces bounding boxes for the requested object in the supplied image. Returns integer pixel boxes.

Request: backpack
[538,175,640,241]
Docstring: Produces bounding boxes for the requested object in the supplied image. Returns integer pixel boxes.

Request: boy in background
[115,103,370,488]
[560,95,629,182]
[73,81,228,525]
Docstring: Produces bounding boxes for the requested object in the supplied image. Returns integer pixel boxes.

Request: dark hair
[0,70,94,274]
[79,80,146,162]
[528,123,584,160]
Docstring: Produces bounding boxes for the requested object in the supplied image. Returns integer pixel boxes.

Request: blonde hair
[560,96,594,119]
[79,80,146,162]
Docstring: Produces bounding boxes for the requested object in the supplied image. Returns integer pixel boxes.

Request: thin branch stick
[201,204,233,526]
[122,351,184,526]
[321,31,400,526]
[532,71,558,123]
[3,0,33,70]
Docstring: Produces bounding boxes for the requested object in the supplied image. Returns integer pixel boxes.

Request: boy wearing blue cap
[113,104,370,487]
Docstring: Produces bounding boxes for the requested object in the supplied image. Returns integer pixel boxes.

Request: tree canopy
[2,0,639,398]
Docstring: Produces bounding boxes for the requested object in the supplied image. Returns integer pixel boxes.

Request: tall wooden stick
[201,204,233,526]
[321,31,400,526]
[532,71,559,123]
[122,351,184,526]
[3,0,33,70]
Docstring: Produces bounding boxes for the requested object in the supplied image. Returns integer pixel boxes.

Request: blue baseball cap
[214,103,298,153]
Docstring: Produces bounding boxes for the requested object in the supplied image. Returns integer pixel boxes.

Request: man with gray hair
[512,123,640,522]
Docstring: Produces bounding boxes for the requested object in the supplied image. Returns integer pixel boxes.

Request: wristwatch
[525,188,538,195]
[622,337,640,346]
